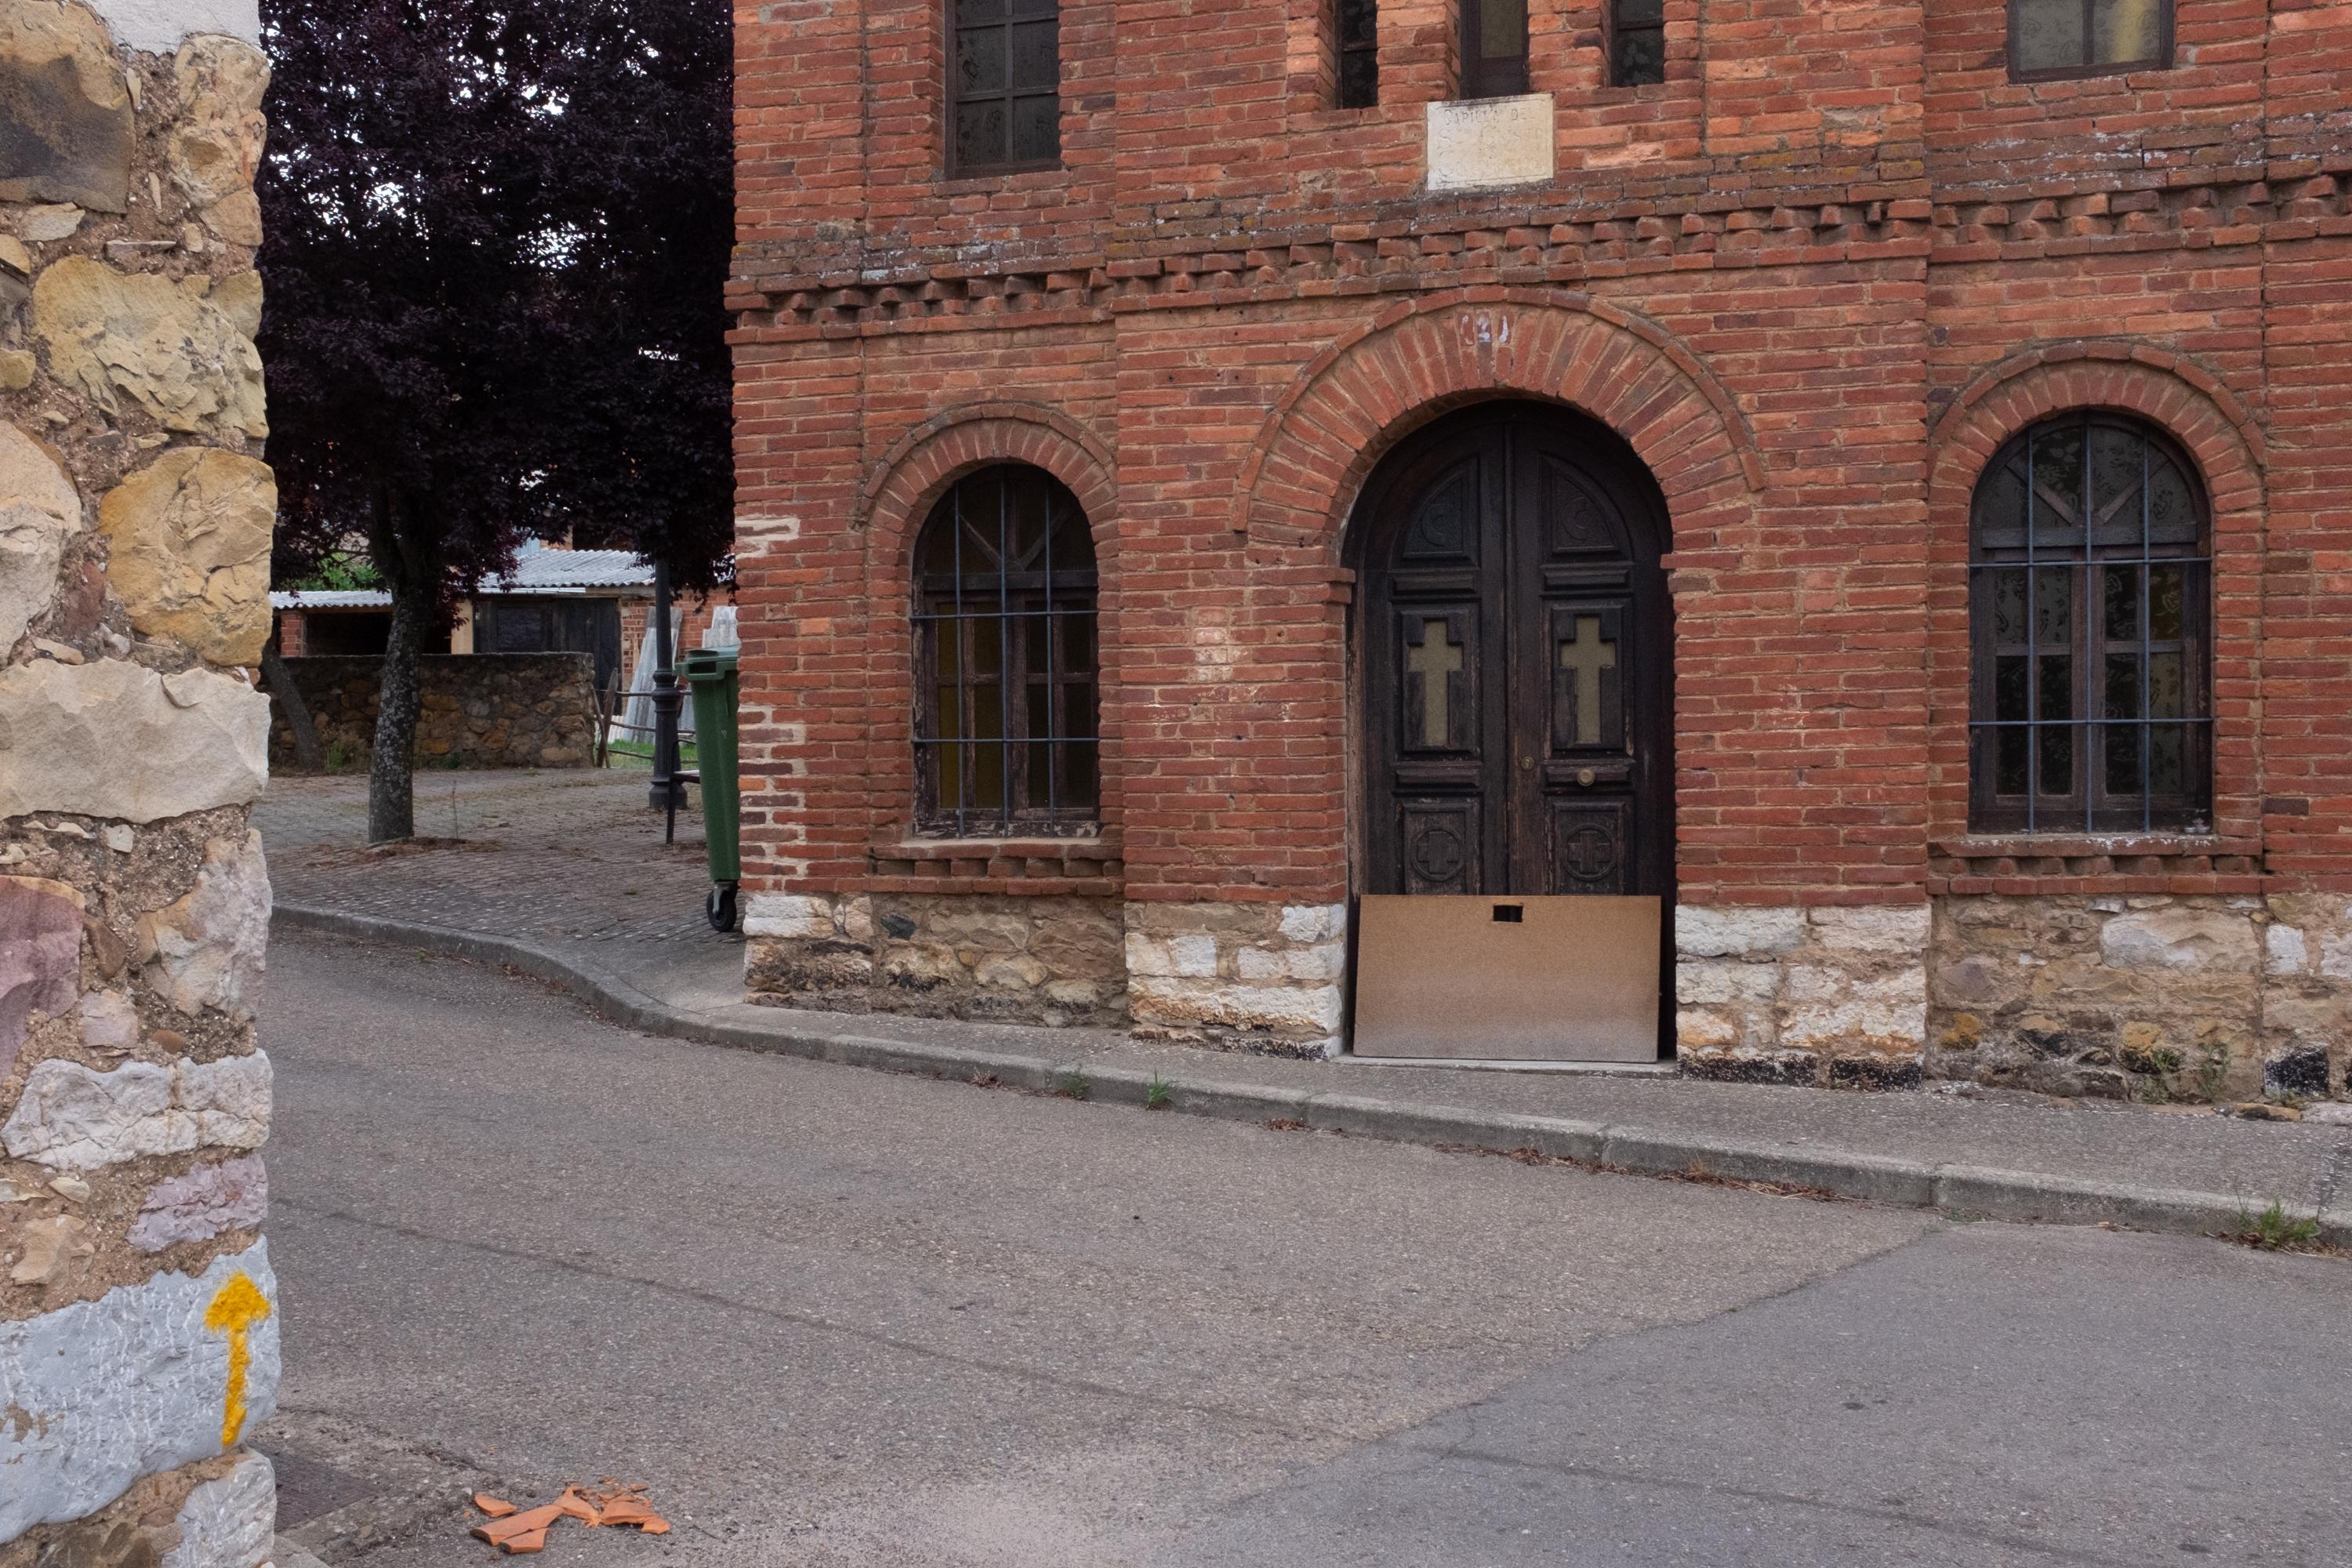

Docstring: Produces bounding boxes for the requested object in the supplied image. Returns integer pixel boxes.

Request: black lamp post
[647,557,685,813]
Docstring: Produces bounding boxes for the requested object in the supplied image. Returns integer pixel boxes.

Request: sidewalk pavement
[257,770,2352,1248]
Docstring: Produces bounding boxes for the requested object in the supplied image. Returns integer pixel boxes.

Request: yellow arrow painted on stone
[204,1272,272,1450]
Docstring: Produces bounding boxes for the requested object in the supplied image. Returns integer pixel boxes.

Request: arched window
[913,466,1099,836]
[1969,412,2210,833]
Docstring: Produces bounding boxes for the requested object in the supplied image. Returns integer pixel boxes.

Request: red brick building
[728,0,2352,1100]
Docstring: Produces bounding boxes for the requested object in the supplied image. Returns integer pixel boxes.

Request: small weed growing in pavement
[2241,1201,2321,1253]
[325,740,352,773]
[1145,1073,1173,1109]
[1056,1069,1091,1102]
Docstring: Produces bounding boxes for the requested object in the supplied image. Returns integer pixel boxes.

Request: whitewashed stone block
[2,1050,271,1169]
[1675,904,1806,960]
[2099,906,2259,971]
[159,1450,275,1568]
[0,1240,280,1540]
[2265,924,2309,977]
[1426,93,1554,191]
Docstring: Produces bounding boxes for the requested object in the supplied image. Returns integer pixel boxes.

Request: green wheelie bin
[680,646,742,931]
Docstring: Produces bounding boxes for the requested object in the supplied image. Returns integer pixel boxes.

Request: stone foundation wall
[743,891,1128,1026]
[0,1,281,1563]
[1123,901,1348,1059]
[1675,904,1932,1088]
[264,652,597,771]
[1929,895,2352,1102]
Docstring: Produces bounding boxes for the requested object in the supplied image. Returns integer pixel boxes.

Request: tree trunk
[261,631,321,771]
[365,488,439,844]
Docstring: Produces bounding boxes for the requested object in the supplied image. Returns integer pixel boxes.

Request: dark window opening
[1607,0,1665,85]
[913,466,1100,836]
[2009,0,2171,81]
[950,0,1059,174]
[1336,0,1379,107]
[1461,0,1528,98]
[1968,412,2212,833]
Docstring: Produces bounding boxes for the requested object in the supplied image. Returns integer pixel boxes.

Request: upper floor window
[1968,412,2211,833]
[1335,0,1379,108]
[2010,0,2172,81]
[913,466,1100,836]
[950,0,1059,174]
[1607,0,1665,85]
[1462,0,1528,98]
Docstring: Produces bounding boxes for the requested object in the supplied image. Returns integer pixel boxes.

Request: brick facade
[729,0,2352,1093]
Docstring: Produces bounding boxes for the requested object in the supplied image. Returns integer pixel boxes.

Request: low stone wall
[743,891,1128,1026]
[265,652,597,770]
[1673,904,1932,1089]
[1929,894,2352,1102]
[1123,901,1348,1058]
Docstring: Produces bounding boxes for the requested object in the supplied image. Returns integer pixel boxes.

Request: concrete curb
[272,903,2352,1250]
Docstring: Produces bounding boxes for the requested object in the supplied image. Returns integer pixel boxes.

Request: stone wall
[263,652,597,771]
[1123,902,1347,1059]
[1674,905,1933,1090]
[0,1,281,1563]
[744,891,1127,1026]
[1929,895,2352,1103]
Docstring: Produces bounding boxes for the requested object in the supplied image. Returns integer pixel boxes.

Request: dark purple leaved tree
[258,0,734,841]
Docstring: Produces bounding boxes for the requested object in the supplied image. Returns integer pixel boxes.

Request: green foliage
[2241,1201,2321,1253]
[1056,1069,1091,1102]
[1145,1073,1173,1110]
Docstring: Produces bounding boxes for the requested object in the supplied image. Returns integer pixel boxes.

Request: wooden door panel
[1397,799,1483,895]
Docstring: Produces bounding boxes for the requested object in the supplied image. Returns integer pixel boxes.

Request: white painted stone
[740,892,837,941]
[2099,906,2259,971]
[1235,941,1346,984]
[2,1049,271,1170]
[1125,931,1218,980]
[136,830,270,1018]
[1675,957,1780,1006]
[1426,93,1555,191]
[159,1450,275,1568]
[0,419,84,652]
[1128,975,1344,1036]
[129,1153,266,1252]
[1675,904,1806,960]
[1779,967,1927,1051]
[0,659,268,822]
[2265,924,2309,977]
[0,1240,279,1541]
[86,0,263,52]
[1806,904,1932,956]
[1276,903,1346,944]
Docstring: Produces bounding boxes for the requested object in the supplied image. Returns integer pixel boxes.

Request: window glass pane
[1062,608,1094,673]
[959,24,1005,93]
[2149,563,2187,639]
[1338,0,1377,49]
[1992,568,2027,646]
[1009,19,1057,89]
[2147,460,2198,543]
[956,0,1005,20]
[1615,26,1664,85]
[1338,49,1379,105]
[2031,424,2085,543]
[1996,726,2030,796]
[1995,655,2029,721]
[2034,566,2072,645]
[1063,677,1096,738]
[1973,459,2028,544]
[2149,724,2187,797]
[1023,613,1051,678]
[2038,652,2073,723]
[2038,723,2074,797]
[2104,652,2140,720]
[2089,424,2144,541]
[2014,0,2087,71]
[2104,723,2142,797]
[1010,94,1059,163]
[2102,564,2139,642]
[2148,649,2184,717]
[972,615,1002,681]
[955,99,1007,170]
[2094,0,2164,63]
[1480,0,1525,58]
[1617,0,1664,24]
[974,688,1004,804]
[1024,739,1053,808]
[1010,0,1055,14]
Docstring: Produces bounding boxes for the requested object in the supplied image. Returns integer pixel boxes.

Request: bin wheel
[706,884,739,933]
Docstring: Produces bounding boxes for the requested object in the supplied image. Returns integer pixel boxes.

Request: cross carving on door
[1406,618,1464,748]
[1559,615,1616,746]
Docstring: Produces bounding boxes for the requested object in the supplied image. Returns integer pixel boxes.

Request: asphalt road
[256,931,2352,1567]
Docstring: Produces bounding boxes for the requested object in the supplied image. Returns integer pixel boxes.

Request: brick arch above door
[1235,289,1765,558]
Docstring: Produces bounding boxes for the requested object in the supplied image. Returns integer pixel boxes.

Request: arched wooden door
[1359,403,1671,901]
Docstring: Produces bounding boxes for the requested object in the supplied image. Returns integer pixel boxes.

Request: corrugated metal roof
[484,546,653,591]
[270,589,392,609]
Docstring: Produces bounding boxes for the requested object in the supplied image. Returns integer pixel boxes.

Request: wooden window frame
[912,467,1101,837]
[2007,0,2174,83]
[1460,0,1529,99]
[946,0,1062,178]
[1966,412,2212,834]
